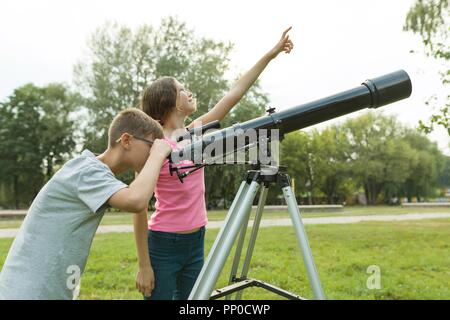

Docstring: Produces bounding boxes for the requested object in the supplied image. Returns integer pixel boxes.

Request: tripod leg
[189,180,248,300]
[282,185,326,300]
[189,179,261,300]
[235,185,269,300]
[225,198,253,300]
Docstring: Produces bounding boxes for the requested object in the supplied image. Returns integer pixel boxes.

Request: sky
[1,0,449,154]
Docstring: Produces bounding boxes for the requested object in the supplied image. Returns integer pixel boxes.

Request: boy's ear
[117,133,133,150]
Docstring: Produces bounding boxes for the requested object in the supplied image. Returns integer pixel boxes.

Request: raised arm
[107,139,172,213]
[187,27,294,129]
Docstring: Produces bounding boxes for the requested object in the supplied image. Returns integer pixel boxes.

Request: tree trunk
[46,156,53,180]
[368,181,379,205]
[364,183,369,206]
[326,179,336,204]
[13,175,19,209]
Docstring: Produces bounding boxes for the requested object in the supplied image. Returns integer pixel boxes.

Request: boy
[0,108,171,300]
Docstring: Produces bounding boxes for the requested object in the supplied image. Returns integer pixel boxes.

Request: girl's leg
[145,230,183,300]
[175,227,205,300]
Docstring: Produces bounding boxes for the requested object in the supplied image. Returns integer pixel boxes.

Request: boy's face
[134,134,156,172]
[118,133,155,172]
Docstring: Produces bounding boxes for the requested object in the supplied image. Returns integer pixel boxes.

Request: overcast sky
[1,0,449,154]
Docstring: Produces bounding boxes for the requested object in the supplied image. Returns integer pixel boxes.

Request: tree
[39,84,79,179]
[404,0,450,135]
[342,112,448,204]
[380,138,417,203]
[280,130,319,204]
[271,112,448,206]
[342,112,415,205]
[401,129,447,201]
[314,126,352,204]
[0,84,77,208]
[438,156,450,188]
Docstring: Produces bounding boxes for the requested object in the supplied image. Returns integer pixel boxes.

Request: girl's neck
[163,113,188,139]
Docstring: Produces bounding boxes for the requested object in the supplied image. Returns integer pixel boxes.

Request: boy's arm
[107,139,171,213]
[133,208,154,297]
[187,27,294,129]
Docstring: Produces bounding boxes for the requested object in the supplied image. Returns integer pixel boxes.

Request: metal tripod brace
[188,165,326,300]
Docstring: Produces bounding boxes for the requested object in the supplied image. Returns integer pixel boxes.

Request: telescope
[170,69,412,167]
[183,69,412,300]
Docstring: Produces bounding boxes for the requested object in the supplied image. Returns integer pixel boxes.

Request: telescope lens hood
[363,69,412,108]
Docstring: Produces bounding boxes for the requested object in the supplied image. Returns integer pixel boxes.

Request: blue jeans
[145,227,205,300]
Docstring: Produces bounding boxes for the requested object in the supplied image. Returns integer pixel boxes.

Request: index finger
[282,26,292,37]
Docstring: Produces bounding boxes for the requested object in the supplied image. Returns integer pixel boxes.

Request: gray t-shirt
[0,150,127,300]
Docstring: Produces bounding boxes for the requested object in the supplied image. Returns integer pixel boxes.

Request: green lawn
[2,205,450,229]
[1,218,448,299]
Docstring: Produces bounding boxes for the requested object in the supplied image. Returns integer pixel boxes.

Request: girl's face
[175,80,197,116]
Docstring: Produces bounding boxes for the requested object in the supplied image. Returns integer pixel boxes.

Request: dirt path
[1,212,449,239]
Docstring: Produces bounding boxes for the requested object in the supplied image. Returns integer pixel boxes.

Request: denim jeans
[144,226,205,300]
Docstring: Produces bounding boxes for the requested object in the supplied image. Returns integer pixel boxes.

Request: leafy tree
[314,126,352,204]
[39,84,79,178]
[0,85,46,208]
[404,0,450,135]
[341,112,447,204]
[380,138,417,203]
[280,130,319,204]
[0,83,77,208]
[401,129,447,201]
[438,156,450,188]
[342,112,413,204]
[266,112,448,206]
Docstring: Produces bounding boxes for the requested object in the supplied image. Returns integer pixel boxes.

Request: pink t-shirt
[149,137,207,232]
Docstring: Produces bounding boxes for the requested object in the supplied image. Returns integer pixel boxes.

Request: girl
[134,27,294,300]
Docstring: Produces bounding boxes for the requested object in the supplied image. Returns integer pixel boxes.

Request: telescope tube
[171,70,412,163]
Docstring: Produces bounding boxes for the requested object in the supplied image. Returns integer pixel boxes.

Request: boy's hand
[136,265,155,297]
[268,26,294,59]
[149,139,172,159]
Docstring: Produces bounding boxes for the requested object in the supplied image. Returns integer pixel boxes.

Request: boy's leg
[175,227,205,300]
[146,230,182,300]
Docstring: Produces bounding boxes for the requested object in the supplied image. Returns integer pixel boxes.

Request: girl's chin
[190,100,197,112]
[187,106,197,115]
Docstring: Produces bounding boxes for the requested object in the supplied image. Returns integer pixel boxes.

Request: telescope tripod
[188,165,326,300]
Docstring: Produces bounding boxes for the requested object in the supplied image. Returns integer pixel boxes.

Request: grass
[1,205,450,229]
[1,218,448,299]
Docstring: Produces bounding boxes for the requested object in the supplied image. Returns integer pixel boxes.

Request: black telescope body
[170,70,412,164]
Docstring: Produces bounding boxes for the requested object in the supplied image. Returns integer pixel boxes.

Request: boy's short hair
[108,108,163,148]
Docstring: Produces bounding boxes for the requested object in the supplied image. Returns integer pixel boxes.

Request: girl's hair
[140,76,178,125]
